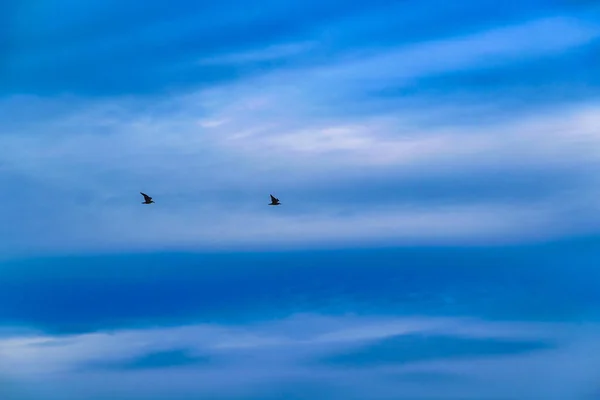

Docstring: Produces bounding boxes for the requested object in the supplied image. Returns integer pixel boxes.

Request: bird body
[269,194,280,205]
[140,192,154,204]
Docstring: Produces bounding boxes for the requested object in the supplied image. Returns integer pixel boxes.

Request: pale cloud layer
[1,314,599,400]
[1,13,599,256]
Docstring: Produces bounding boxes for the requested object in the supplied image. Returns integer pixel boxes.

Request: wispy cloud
[197,41,316,65]
[319,334,555,366]
[310,16,600,84]
[1,2,599,254]
[1,83,600,254]
[0,314,597,400]
[87,349,212,371]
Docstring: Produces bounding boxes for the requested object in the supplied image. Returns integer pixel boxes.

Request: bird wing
[140,192,152,201]
[270,194,278,202]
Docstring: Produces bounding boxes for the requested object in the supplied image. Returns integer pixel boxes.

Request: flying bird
[140,192,154,204]
[269,194,280,206]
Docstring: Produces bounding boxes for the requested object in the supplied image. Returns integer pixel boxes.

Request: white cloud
[0,314,596,400]
[3,93,600,255]
[0,314,574,375]
[1,96,600,256]
[313,16,600,82]
[0,14,599,255]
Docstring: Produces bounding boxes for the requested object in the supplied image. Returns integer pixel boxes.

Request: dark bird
[269,194,280,206]
[140,192,154,204]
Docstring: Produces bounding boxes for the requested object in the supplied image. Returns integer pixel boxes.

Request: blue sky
[1,0,600,399]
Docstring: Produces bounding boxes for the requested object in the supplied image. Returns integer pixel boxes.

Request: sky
[1,0,600,399]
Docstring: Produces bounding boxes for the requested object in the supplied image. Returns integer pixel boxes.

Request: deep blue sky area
[2,0,600,399]
[2,237,600,335]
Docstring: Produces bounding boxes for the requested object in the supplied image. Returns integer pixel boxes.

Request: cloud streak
[0,314,598,400]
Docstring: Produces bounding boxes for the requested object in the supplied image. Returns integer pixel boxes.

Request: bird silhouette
[269,194,280,206]
[140,192,154,204]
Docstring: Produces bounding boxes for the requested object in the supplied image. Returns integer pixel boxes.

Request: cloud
[4,1,599,97]
[1,96,600,255]
[319,334,555,366]
[0,314,598,400]
[308,16,600,85]
[0,5,599,256]
[0,315,555,374]
[197,42,316,65]
[87,349,212,371]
